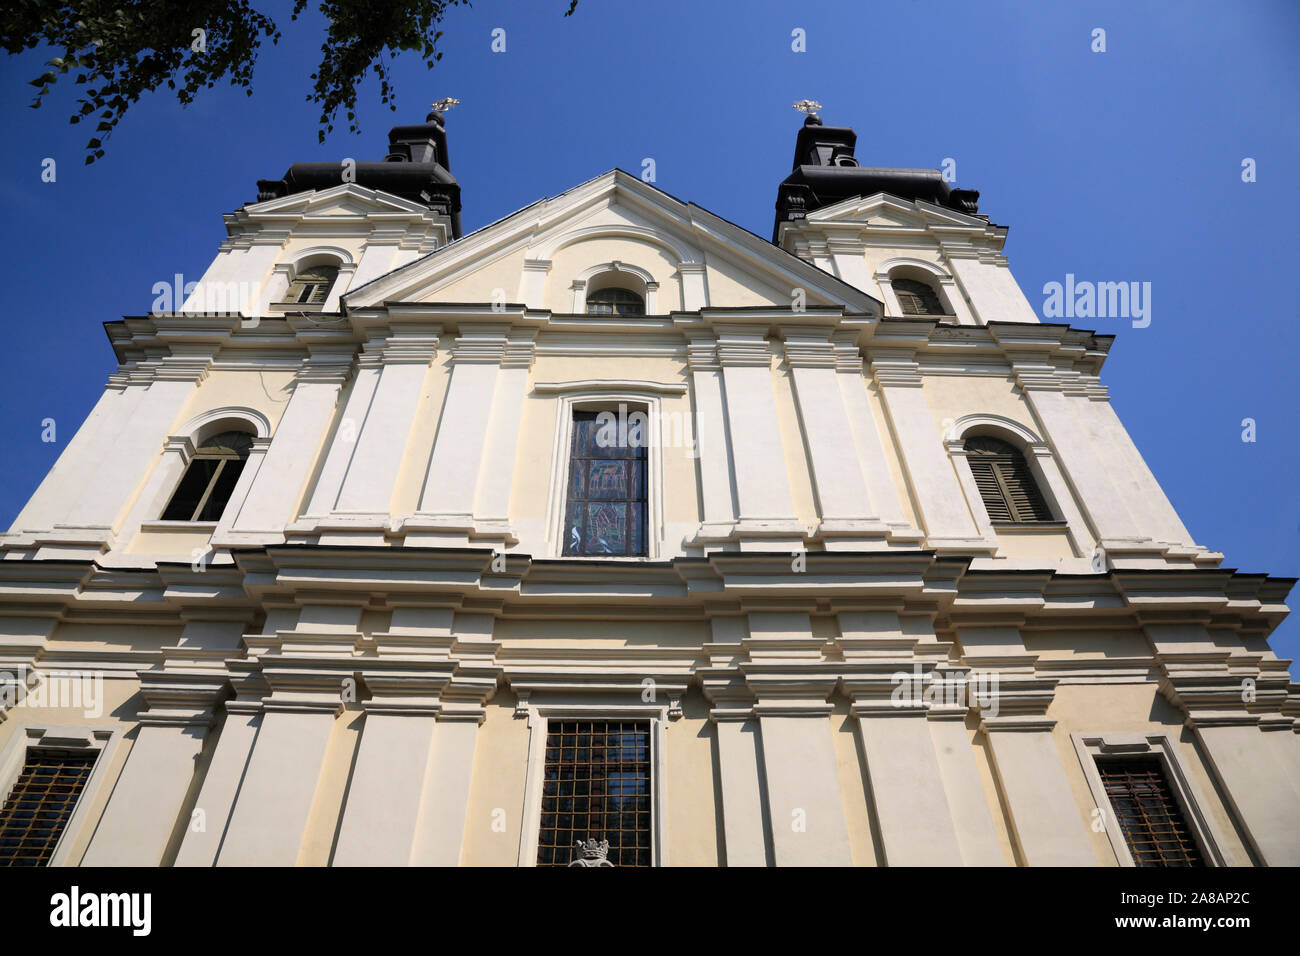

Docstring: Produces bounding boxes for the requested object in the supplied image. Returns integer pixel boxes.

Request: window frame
[0,723,122,867]
[539,385,682,561]
[158,430,255,523]
[584,287,646,317]
[561,409,649,558]
[516,701,670,867]
[284,264,340,306]
[1071,732,1234,867]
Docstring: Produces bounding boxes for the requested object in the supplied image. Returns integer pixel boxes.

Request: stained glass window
[563,410,647,556]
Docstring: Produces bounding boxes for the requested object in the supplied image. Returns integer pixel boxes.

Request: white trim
[876,256,952,280]
[1071,732,1234,867]
[288,245,356,267]
[0,723,123,866]
[176,406,272,441]
[943,412,1042,446]
[534,380,687,396]
[516,702,670,867]
[542,390,667,561]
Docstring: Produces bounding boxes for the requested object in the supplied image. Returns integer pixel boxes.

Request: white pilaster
[82,673,225,866]
[220,348,354,541]
[683,333,736,541]
[870,350,985,549]
[782,327,890,549]
[331,325,441,518]
[715,326,803,548]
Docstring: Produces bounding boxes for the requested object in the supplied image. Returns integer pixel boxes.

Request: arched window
[160,430,253,521]
[586,288,645,316]
[964,436,1053,522]
[285,265,339,305]
[891,278,946,316]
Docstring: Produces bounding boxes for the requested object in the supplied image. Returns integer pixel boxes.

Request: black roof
[772,115,980,241]
[255,110,462,239]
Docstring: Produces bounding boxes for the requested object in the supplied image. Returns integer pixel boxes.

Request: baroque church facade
[1,110,1296,867]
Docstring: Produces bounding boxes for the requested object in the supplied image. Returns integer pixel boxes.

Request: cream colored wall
[462,695,531,866]
[995,526,1075,559]
[128,527,217,556]
[666,690,722,865]
[921,373,1026,433]
[420,248,528,304]
[183,369,297,433]
[704,254,801,308]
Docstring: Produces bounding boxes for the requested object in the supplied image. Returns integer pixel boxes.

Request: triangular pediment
[239,183,439,221]
[345,170,882,314]
[805,191,994,230]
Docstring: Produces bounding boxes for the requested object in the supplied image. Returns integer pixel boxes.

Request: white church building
[0,109,1296,867]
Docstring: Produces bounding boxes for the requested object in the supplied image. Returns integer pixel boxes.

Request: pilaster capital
[380,323,442,365]
[297,345,357,385]
[153,345,216,384]
[714,325,773,367]
[869,349,922,388]
[449,324,512,365]
[134,670,229,728]
[830,331,865,373]
[684,332,720,371]
[779,326,838,369]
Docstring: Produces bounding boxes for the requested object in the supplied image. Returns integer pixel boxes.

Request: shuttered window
[1096,757,1204,866]
[160,430,254,522]
[285,265,339,305]
[964,436,1053,522]
[891,278,947,316]
[0,749,97,866]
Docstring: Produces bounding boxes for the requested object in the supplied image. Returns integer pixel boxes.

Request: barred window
[536,720,653,867]
[0,749,98,866]
[964,435,1054,523]
[1097,756,1204,867]
[586,288,645,316]
[891,278,947,316]
[160,430,253,522]
[563,410,648,557]
[285,265,339,305]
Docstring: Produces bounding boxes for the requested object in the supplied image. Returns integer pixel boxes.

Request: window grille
[1097,756,1204,866]
[0,749,97,866]
[536,720,653,867]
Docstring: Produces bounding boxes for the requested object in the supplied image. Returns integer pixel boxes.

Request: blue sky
[0,0,1296,661]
